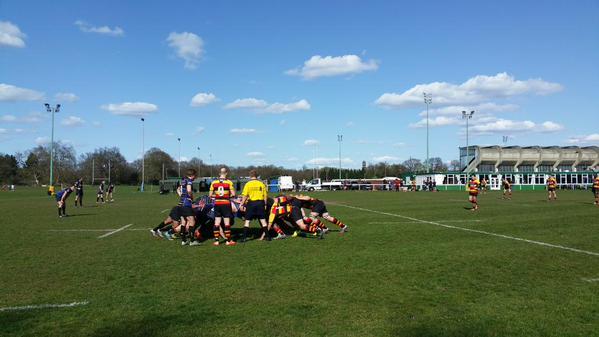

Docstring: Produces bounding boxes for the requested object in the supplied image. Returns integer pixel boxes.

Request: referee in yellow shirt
[240,170,269,241]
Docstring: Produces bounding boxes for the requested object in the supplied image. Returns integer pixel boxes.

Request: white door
[490,176,500,190]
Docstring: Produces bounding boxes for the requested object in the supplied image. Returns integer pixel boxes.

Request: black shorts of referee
[245,200,266,220]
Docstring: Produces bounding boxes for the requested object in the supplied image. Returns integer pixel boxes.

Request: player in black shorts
[74,178,83,207]
[96,181,105,203]
[297,195,349,233]
[106,183,115,202]
[151,206,181,240]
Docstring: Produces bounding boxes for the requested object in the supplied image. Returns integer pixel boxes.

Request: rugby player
[106,183,115,202]
[180,168,198,246]
[74,178,83,207]
[593,174,599,206]
[547,175,558,201]
[502,178,512,200]
[480,177,488,194]
[268,195,323,239]
[467,175,480,211]
[96,181,105,203]
[151,205,181,240]
[56,186,75,217]
[209,167,237,246]
[240,170,269,242]
[295,195,348,233]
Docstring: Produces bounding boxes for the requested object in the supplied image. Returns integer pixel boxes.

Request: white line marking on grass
[582,278,599,283]
[97,224,133,239]
[331,202,599,257]
[127,228,153,231]
[369,220,482,225]
[160,208,169,213]
[0,301,89,312]
[49,229,115,232]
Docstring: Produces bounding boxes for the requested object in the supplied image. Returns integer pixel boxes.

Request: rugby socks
[274,225,285,235]
[213,225,221,242]
[187,225,195,242]
[308,223,318,233]
[224,224,232,241]
[313,219,327,230]
[58,207,62,216]
[327,217,346,229]
[153,221,166,231]
[243,226,250,240]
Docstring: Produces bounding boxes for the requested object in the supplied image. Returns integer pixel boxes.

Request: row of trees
[0,143,459,186]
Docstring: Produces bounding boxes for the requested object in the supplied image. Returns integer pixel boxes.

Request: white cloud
[165,132,175,137]
[195,126,205,135]
[0,21,26,48]
[55,92,79,102]
[246,151,265,158]
[410,116,462,128]
[180,156,189,162]
[566,134,599,144]
[354,139,386,145]
[307,157,353,165]
[0,83,44,102]
[225,97,310,114]
[22,112,44,123]
[264,99,311,114]
[287,157,299,162]
[35,136,50,145]
[418,102,519,117]
[61,116,85,127]
[0,114,17,122]
[92,121,102,127]
[286,54,379,79]
[375,73,563,109]
[470,119,535,135]
[190,92,217,107]
[304,139,320,146]
[345,121,355,127]
[0,128,7,134]
[224,98,268,110]
[539,121,564,132]
[166,31,204,69]
[74,20,124,36]
[101,102,158,116]
[373,155,400,162]
[393,142,406,148]
[230,128,257,134]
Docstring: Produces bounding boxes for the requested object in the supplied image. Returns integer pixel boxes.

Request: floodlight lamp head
[45,103,50,112]
[55,104,61,112]
[141,118,145,122]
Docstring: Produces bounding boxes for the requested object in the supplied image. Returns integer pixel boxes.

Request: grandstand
[415,146,599,191]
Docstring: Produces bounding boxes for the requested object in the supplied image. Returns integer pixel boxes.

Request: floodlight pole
[197,146,201,178]
[423,93,432,173]
[462,110,475,172]
[141,118,145,192]
[337,134,343,180]
[45,103,60,187]
[177,137,181,178]
[209,153,213,177]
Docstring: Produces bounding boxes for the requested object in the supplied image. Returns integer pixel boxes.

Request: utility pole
[462,110,475,172]
[44,103,60,188]
[423,93,432,173]
[177,137,181,178]
[141,118,145,192]
[337,134,343,180]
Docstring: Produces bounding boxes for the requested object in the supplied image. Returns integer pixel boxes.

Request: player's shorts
[76,189,83,196]
[55,194,62,202]
[97,192,104,197]
[548,187,556,192]
[169,206,181,221]
[245,200,266,220]
[179,206,194,217]
[594,190,599,198]
[469,192,478,197]
[290,206,303,222]
[311,201,328,215]
[214,204,233,218]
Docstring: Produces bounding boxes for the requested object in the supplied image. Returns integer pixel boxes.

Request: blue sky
[1,0,598,169]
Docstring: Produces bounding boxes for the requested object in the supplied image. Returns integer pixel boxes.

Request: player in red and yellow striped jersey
[593,174,599,206]
[467,175,480,211]
[547,175,558,201]
[209,167,237,246]
[268,195,323,239]
[502,178,512,200]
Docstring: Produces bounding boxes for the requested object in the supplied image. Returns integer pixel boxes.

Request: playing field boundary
[0,301,89,312]
[331,202,599,257]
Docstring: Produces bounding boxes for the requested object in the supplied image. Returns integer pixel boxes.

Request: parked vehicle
[302,178,343,191]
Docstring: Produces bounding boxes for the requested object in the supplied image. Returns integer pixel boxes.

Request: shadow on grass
[90,312,217,337]
[393,319,500,337]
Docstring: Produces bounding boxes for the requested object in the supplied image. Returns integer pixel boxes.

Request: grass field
[1,187,598,337]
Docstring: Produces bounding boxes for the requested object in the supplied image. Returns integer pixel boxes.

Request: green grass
[1,187,598,337]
